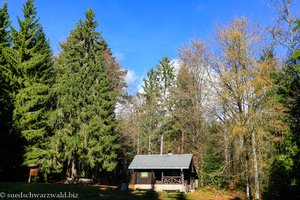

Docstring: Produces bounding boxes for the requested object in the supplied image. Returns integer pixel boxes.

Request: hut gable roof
[128,154,193,169]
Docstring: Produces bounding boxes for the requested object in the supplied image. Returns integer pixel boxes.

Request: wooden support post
[151,170,154,190]
[151,170,153,184]
[181,168,185,192]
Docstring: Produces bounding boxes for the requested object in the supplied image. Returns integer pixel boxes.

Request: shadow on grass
[0,182,161,200]
[159,191,187,200]
[132,190,159,200]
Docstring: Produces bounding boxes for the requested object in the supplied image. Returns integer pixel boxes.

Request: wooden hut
[128,154,198,192]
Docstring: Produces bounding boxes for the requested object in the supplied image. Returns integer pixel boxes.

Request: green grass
[0,182,158,200]
[159,192,186,200]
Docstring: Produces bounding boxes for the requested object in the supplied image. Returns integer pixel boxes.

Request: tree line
[118,1,300,199]
[0,0,299,200]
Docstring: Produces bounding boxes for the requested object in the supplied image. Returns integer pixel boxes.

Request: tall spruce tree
[140,57,177,154]
[0,3,10,66]
[52,9,119,179]
[0,2,11,136]
[3,0,53,172]
[0,2,15,180]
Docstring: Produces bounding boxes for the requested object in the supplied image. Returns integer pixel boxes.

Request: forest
[0,0,299,199]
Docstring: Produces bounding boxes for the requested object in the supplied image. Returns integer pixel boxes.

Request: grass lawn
[0,182,244,200]
[159,187,244,200]
[184,187,244,200]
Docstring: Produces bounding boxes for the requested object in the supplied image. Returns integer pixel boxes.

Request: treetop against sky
[6,0,300,93]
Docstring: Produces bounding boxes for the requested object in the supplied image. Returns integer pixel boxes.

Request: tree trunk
[160,134,164,155]
[181,131,184,154]
[251,131,260,200]
[148,136,151,154]
[137,132,140,154]
[224,129,229,175]
[71,160,77,182]
[245,154,251,199]
[246,180,250,199]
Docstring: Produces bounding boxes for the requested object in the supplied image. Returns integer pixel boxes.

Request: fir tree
[3,0,53,172]
[0,2,11,132]
[0,2,11,133]
[0,3,10,65]
[140,57,177,154]
[0,2,15,180]
[52,9,119,179]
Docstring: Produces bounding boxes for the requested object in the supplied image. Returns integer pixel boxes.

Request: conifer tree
[0,2,11,134]
[0,3,10,65]
[0,2,14,180]
[289,20,300,187]
[52,9,119,179]
[0,2,11,131]
[3,0,53,170]
[266,17,300,198]
[140,57,176,154]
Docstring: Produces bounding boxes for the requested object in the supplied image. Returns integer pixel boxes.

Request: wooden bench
[78,178,93,184]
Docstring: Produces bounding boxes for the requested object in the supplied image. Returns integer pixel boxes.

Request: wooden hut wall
[135,170,153,184]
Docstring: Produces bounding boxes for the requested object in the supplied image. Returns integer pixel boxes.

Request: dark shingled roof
[128,154,193,169]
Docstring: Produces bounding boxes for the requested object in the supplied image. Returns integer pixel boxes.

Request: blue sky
[5,0,298,93]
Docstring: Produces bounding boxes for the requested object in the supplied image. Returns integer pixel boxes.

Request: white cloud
[124,69,144,95]
[137,77,145,94]
[125,69,137,85]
